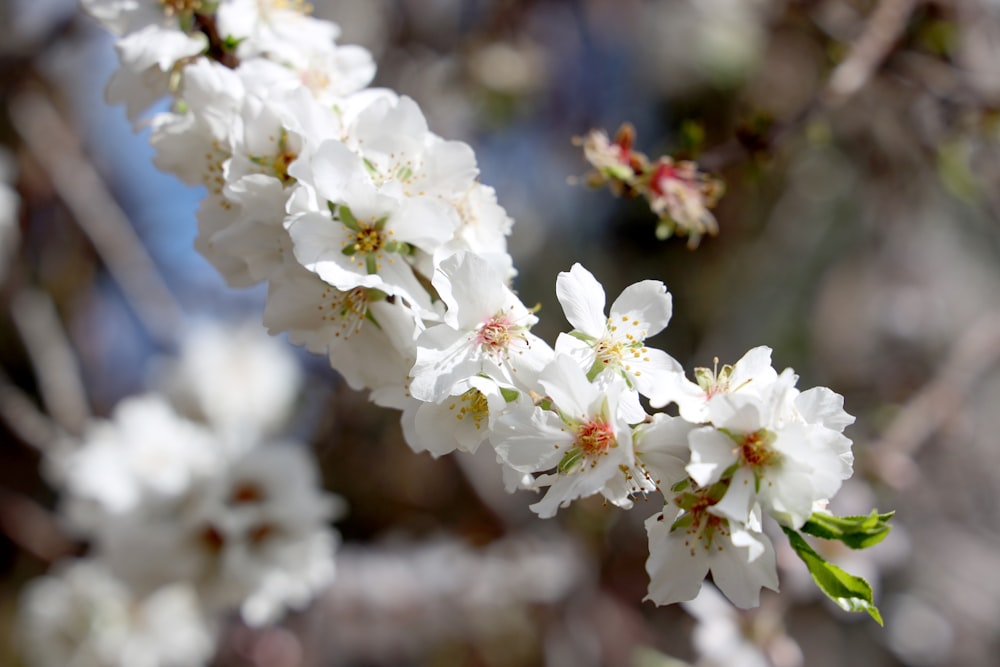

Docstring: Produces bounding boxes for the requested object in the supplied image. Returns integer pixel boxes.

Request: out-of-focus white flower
[158,321,302,446]
[683,583,802,667]
[182,443,342,626]
[20,559,215,667]
[49,394,222,526]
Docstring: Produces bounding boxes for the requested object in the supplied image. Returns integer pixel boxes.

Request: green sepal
[557,448,585,475]
[669,512,694,533]
[585,358,607,382]
[801,510,895,550]
[782,527,883,625]
[499,387,519,403]
[365,254,378,275]
[655,218,676,241]
[366,289,389,303]
[338,204,361,231]
[383,241,414,256]
[341,244,357,256]
[568,330,596,343]
[221,34,247,52]
[670,478,690,493]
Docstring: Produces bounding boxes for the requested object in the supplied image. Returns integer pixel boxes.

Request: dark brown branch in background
[0,367,58,453]
[869,311,1000,490]
[9,91,187,348]
[701,0,921,172]
[0,489,76,564]
[11,289,90,436]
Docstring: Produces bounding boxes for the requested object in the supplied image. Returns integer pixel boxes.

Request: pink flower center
[739,428,779,469]
[575,419,616,456]
[476,313,515,352]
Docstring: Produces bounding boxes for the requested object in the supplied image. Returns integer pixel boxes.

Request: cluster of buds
[576,123,724,248]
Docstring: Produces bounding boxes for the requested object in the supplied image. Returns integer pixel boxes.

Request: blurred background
[1,0,1000,664]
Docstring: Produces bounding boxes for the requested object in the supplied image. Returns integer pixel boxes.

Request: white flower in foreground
[20,560,214,667]
[645,489,778,609]
[686,370,855,529]
[345,94,479,199]
[612,413,694,501]
[263,261,421,392]
[492,354,636,518]
[401,375,512,457]
[655,345,778,421]
[555,263,680,403]
[286,140,458,315]
[106,26,207,121]
[409,251,551,402]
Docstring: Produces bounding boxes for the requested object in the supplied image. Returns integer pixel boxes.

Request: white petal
[609,279,673,337]
[555,263,606,336]
[710,526,779,609]
[644,509,710,606]
[687,427,738,487]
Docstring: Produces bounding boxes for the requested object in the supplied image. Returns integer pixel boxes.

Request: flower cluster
[77,0,879,629]
[575,123,724,247]
[23,323,339,665]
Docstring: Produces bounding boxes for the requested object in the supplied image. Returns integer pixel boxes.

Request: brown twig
[869,311,1000,489]
[10,288,89,436]
[0,489,77,563]
[9,90,187,347]
[0,366,58,452]
[701,0,920,171]
[823,0,919,108]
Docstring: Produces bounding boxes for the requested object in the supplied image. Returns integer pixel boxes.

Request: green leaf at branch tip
[782,527,883,625]
[801,509,894,550]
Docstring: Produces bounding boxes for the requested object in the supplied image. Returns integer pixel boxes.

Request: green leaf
[801,510,894,550]
[782,527,883,625]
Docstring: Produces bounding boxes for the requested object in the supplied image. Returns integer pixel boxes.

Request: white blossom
[20,560,215,667]
[645,493,779,609]
[686,369,855,529]
[554,263,681,403]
